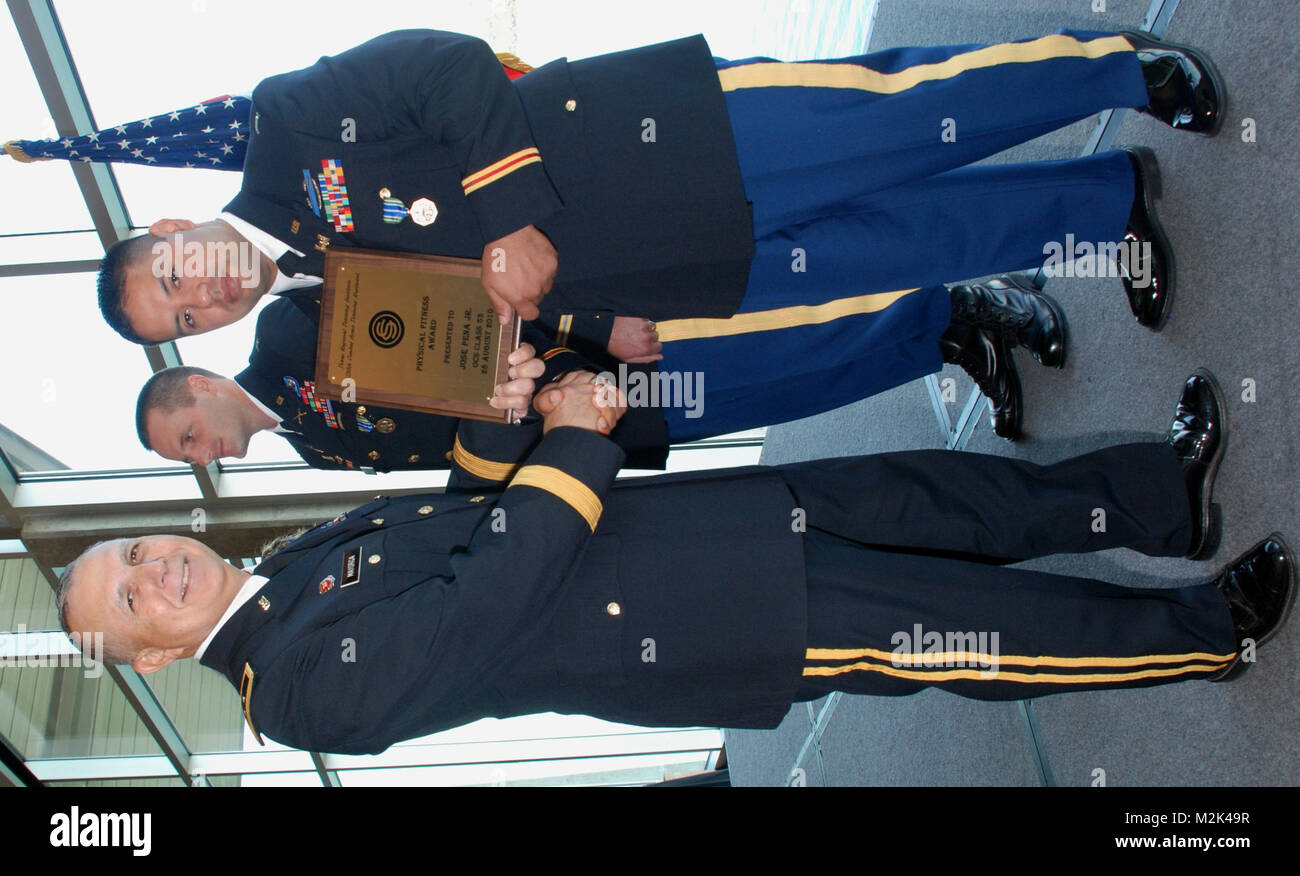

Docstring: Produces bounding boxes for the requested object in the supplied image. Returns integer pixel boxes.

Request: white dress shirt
[219,211,322,295]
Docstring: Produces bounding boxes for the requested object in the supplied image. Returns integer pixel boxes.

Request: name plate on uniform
[314,248,520,423]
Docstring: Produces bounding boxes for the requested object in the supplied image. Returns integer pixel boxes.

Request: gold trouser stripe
[510,464,602,530]
[452,435,518,483]
[718,33,1134,94]
[805,646,1238,668]
[656,288,917,343]
[555,313,573,346]
[463,147,542,194]
[802,659,1234,685]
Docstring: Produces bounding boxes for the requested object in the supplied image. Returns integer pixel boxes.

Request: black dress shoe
[1168,368,1227,560]
[1209,534,1297,682]
[939,323,1022,440]
[1119,146,1175,331]
[1120,30,1226,136]
[947,274,1068,369]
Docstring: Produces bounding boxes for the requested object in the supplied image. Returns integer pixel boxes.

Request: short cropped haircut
[97,234,158,345]
[56,545,135,666]
[135,365,222,451]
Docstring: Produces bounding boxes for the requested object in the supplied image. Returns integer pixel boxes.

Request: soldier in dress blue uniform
[56,370,1295,756]
[97,28,1222,440]
[133,267,1065,477]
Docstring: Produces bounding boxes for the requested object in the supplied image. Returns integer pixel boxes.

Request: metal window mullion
[0,730,42,786]
[310,751,342,787]
[108,666,202,784]
[0,259,102,278]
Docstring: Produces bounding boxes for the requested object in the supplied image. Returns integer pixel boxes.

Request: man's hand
[607,317,663,363]
[534,371,626,435]
[488,343,546,420]
[481,224,557,324]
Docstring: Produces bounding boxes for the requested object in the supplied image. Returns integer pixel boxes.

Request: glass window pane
[0,273,164,471]
[139,650,243,756]
[0,661,168,762]
[0,557,58,634]
[0,230,104,266]
[0,13,97,236]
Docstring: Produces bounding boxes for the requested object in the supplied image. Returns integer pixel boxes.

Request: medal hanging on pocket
[379,186,437,226]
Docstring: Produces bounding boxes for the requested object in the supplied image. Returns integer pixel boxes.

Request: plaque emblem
[368,311,404,348]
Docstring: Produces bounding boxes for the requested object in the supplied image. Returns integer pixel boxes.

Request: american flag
[5,54,531,172]
[6,95,250,171]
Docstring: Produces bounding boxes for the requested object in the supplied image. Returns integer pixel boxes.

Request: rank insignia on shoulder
[318,575,336,594]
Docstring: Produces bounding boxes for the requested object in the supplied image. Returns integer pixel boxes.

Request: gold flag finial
[495,52,533,74]
[4,140,49,162]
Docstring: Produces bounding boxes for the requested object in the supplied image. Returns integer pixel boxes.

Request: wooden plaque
[314,248,520,423]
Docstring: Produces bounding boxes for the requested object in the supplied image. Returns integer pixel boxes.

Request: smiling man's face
[119,219,274,343]
[63,536,247,673]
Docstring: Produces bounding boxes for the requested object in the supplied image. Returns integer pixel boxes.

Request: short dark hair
[135,365,222,451]
[97,234,158,345]
[56,545,135,666]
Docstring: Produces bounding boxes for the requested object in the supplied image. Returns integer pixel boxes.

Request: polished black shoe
[1119,146,1175,331]
[1209,534,1296,682]
[947,274,1067,369]
[1168,368,1227,560]
[939,322,1022,440]
[1120,30,1225,136]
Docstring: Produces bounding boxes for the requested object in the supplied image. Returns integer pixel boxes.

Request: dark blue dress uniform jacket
[226,29,755,322]
[199,427,806,755]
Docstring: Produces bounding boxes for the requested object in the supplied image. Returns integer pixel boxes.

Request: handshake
[535,371,626,435]
[488,343,627,436]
